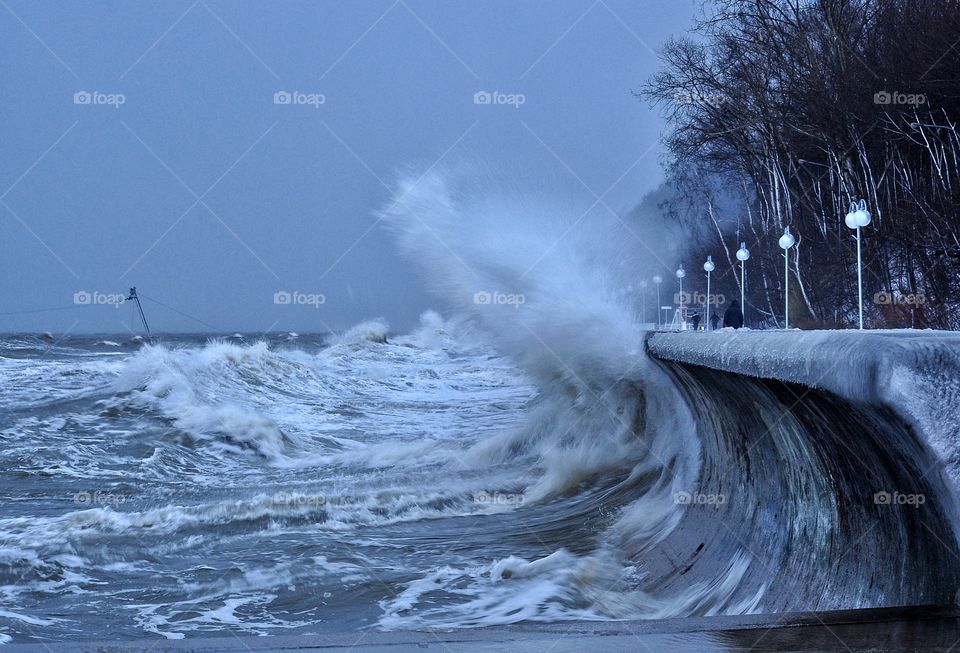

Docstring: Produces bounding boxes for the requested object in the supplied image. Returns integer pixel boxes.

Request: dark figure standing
[690,311,701,331]
[723,300,744,329]
[710,312,719,331]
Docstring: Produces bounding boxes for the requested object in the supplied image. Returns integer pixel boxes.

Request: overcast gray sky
[0,0,697,334]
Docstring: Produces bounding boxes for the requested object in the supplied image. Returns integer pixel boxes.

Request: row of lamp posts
[774,200,870,330]
[649,198,869,331]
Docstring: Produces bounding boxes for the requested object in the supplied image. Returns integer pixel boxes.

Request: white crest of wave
[110,341,293,462]
[379,169,649,388]
[379,549,762,629]
[371,168,755,624]
[379,167,700,492]
[333,319,390,346]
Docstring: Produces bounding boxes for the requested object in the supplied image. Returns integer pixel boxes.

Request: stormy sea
[0,172,956,643]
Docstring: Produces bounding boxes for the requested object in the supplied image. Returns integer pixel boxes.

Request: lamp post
[844,199,872,329]
[653,275,662,328]
[676,265,686,329]
[703,256,714,330]
[639,280,647,324]
[736,242,750,326]
[778,227,795,329]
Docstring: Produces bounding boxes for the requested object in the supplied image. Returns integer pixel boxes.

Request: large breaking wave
[375,168,960,624]
[1,170,958,642]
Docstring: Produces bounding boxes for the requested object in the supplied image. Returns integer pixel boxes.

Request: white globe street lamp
[653,275,662,328]
[703,256,715,330]
[845,199,872,330]
[736,242,750,326]
[778,227,795,329]
[676,265,686,330]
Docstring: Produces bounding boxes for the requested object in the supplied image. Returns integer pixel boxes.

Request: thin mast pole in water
[126,287,151,338]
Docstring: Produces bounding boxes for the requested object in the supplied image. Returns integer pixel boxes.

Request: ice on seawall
[646,329,960,498]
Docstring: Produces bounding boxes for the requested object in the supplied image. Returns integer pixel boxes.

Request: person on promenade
[724,300,744,329]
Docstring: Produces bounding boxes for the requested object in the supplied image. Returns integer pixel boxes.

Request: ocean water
[0,307,707,644]
[0,319,548,641]
[4,314,957,645]
[2,170,958,644]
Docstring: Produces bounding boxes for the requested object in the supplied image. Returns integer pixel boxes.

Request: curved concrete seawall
[646,329,960,495]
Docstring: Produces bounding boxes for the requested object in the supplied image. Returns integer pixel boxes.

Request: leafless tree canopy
[643,0,960,329]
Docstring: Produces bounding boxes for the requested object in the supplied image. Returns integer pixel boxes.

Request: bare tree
[642,0,960,329]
